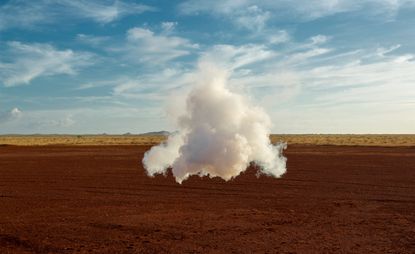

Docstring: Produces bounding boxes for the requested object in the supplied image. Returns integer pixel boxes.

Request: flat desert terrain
[1,142,414,253]
[1,134,415,146]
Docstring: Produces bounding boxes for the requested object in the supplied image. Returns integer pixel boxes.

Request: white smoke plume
[142,62,287,183]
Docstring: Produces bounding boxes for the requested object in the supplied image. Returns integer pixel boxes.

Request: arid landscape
[1,136,414,253]
[2,0,415,253]
[1,134,415,146]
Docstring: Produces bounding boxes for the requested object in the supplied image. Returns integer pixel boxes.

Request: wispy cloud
[0,109,77,133]
[1,1,413,134]
[268,30,290,45]
[108,29,415,127]
[233,5,270,31]
[120,26,199,64]
[179,0,415,27]
[35,115,75,128]
[0,107,166,134]
[112,67,194,100]
[0,107,22,123]
[76,34,110,46]
[181,33,415,133]
[201,44,276,70]
[161,21,178,34]
[0,42,93,86]
[179,1,270,31]
[303,52,415,104]
[0,0,155,30]
[58,0,154,23]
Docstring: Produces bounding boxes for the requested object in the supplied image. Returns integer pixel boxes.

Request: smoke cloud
[142,62,287,183]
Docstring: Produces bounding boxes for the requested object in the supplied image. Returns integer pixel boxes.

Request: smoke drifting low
[142,63,287,183]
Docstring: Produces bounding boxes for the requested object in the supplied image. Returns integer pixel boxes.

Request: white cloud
[122,27,198,64]
[161,22,178,33]
[282,48,332,67]
[268,30,290,44]
[0,107,167,134]
[0,109,78,133]
[0,42,93,87]
[180,1,270,31]
[376,44,401,57]
[309,35,330,46]
[59,0,154,23]
[112,67,194,99]
[179,0,246,15]
[109,30,414,116]
[36,115,75,128]
[201,44,276,70]
[178,33,414,133]
[304,55,415,101]
[80,31,415,133]
[233,5,270,31]
[0,1,46,31]
[179,0,415,24]
[0,0,154,30]
[3,36,412,134]
[0,107,22,123]
[76,34,110,46]
[269,47,415,133]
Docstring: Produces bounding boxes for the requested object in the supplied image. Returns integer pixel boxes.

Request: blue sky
[0,0,414,134]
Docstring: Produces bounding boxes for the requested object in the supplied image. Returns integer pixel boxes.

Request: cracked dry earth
[0,145,414,253]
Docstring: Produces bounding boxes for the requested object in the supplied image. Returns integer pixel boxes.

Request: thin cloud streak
[179,0,415,23]
[121,27,199,65]
[0,0,155,30]
[0,42,93,86]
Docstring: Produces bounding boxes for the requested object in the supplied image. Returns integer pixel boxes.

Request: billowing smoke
[142,62,287,183]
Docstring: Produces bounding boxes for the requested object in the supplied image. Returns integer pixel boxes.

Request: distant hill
[137,131,170,136]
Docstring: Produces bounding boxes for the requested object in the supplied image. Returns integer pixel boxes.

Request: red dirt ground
[0,145,414,253]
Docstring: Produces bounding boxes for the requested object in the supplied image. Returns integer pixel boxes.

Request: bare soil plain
[1,143,415,253]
